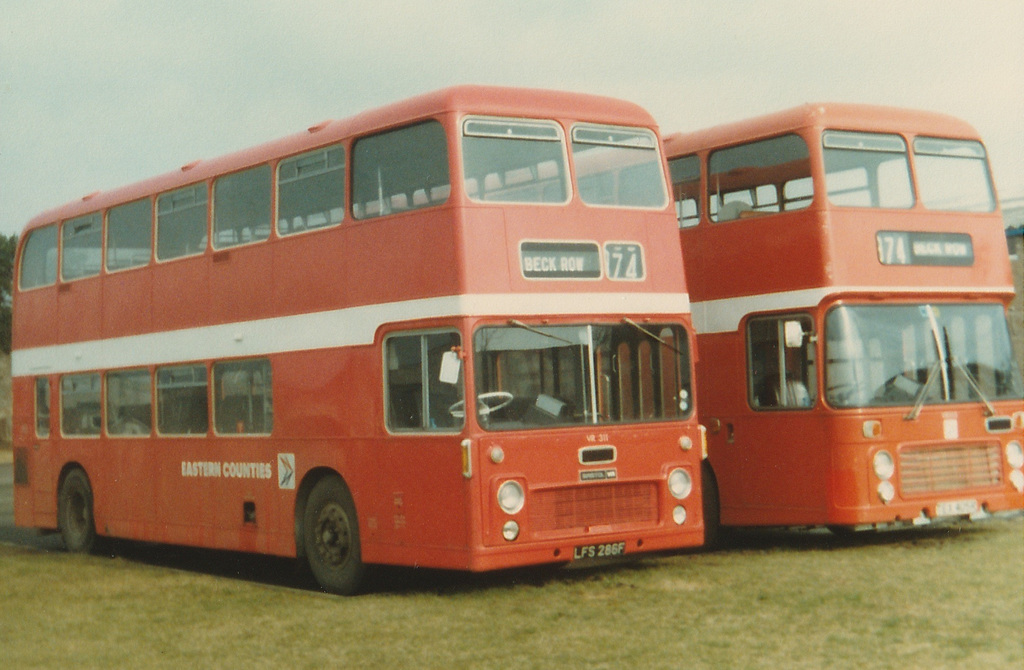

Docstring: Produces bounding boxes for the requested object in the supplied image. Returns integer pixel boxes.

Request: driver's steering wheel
[448,391,515,419]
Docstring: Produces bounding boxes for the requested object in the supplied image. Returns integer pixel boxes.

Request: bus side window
[157,365,209,435]
[107,198,153,271]
[709,134,811,222]
[106,369,153,436]
[277,144,345,235]
[157,184,208,261]
[385,332,463,432]
[352,121,450,220]
[668,154,701,227]
[213,165,272,249]
[748,316,816,410]
[213,359,273,435]
[61,213,102,281]
[61,373,102,436]
[19,224,59,290]
[35,377,51,438]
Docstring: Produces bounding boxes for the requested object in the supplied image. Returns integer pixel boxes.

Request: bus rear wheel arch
[58,467,98,554]
[301,475,365,595]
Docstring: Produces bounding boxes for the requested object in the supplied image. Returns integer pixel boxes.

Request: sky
[2,0,1023,239]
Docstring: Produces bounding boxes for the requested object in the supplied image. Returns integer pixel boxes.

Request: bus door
[728,313,827,522]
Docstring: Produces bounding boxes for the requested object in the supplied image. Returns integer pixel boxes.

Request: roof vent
[180,160,201,172]
[307,120,332,133]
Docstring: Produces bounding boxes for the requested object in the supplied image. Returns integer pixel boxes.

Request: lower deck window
[157,365,209,435]
[107,369,153,436]
[385,331,464,432]
[61,373,101,436]
[748,315,817,410]
[214,359,273,435]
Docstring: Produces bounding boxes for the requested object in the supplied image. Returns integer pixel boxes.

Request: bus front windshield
[473,322,692,430]
[825,304,1024,410]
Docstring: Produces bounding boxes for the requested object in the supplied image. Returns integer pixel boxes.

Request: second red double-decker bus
[12,86,705,594]
[664,103,1024,539]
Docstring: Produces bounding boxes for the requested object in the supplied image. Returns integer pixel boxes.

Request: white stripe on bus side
[12,291,692,376]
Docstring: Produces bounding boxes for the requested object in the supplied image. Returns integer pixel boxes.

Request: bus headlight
[1010,470,1024,493]
[1006,441,1024,470]
[497,480,525,515]
[873,450,895,480]
[877,480,895,504]
[502,520,520,541]
[672,505,687,525]
[668,468,693,500]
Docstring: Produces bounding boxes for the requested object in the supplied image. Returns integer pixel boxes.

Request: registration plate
[572,541,626,561]
[935,499,979,517]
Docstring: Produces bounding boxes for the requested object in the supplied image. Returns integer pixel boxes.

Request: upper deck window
[61,213,102,281]
[668,154,700,227]
[572,125,666,209]
[19,224,58,290]
[106,198,152,271]
[352,121,449,219]
[157,184,208,260]
[462,117,568,204]
[708,134,811,221]
[277,144,345,235]
[213,165,272,249]
[823,131,913,209]
[913,137,995,212]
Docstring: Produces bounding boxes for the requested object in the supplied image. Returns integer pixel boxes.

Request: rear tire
[302,476,365,595]
[58,468,97,554]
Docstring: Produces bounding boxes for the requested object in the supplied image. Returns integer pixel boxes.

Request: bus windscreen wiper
[622,317,687,356]
[951,358,996,417]
[905,359,941,421]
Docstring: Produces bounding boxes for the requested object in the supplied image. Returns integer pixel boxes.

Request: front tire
[302,476,365,595]
[701,463,722,550]
[58,468,97,554]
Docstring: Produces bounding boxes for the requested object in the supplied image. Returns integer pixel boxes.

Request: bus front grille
[899,443,1002,495]
[530,482,659,533]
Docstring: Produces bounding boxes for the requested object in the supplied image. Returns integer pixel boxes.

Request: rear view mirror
[784,321,805,349]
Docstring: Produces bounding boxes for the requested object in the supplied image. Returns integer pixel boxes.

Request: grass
[0,517,1021,669]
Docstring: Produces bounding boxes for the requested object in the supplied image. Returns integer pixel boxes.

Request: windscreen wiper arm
[951,358,996,417]
[905,359,941,421]
[621,317,687,356]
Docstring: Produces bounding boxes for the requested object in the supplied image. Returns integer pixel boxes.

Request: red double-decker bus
[12,86,705,594]
[664,103,1024,538]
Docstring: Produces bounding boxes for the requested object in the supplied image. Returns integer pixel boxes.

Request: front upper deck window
[461,117,569,204]
[708,134,812,221]
[572,125,667,209]
[473,322,692,430]
[913,137,995,212]
[823,131,913,209]
[352,121,449,219]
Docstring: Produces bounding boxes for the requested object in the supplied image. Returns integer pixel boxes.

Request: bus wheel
[58,468,97,554]
[303,476,365,595]
[701,464,722,550]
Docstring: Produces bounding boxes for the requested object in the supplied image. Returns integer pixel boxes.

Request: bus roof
[23,85,660,234]
[663,102,983,158]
